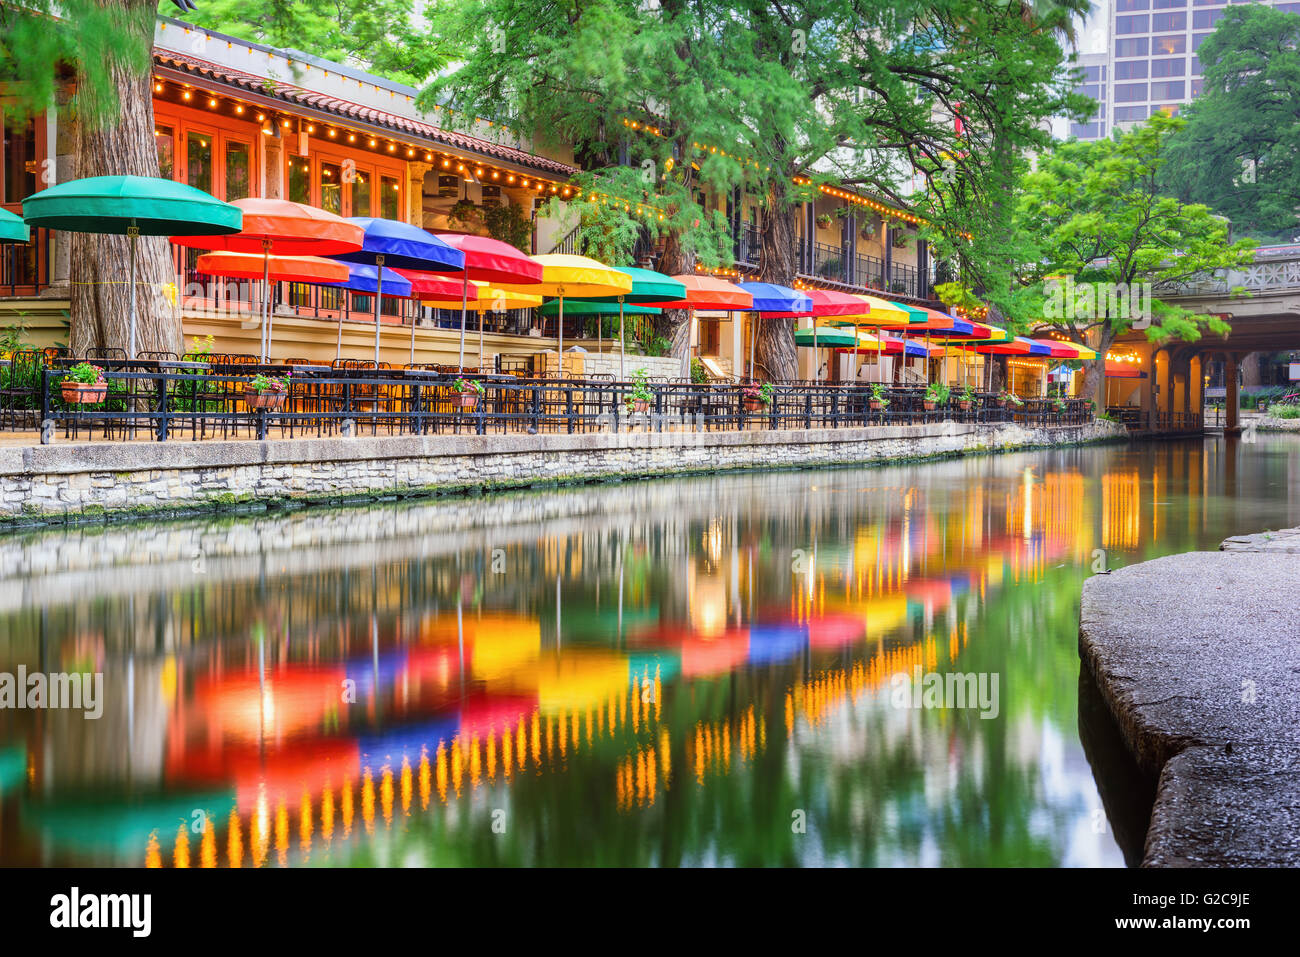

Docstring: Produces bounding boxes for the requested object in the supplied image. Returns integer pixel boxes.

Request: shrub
[1266,403,1300,419]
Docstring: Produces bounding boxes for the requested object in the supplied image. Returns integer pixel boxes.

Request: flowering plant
[452,377,486,395]
[742,382,775,405]
[248,372,289,394]
[65,362,105,386]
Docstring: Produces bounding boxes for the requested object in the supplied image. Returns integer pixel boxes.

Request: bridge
[1105,244,1300,435]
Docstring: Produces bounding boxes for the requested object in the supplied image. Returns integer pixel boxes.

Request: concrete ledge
[0,421,1010,477]
[1080,538,1300,866]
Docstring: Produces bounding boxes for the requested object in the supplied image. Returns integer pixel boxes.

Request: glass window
[186,131,213,194]
[1193,32,1212,51]
[1117,0,1150,9]
[1116,38,1149,57]
[1116,61,1148,80]
[2,119,37,204]
[1152,58,1186,77]
[1115,82,1149,103]
[1193,9,1224,28]
[1192,0,1220,5]
[1154,34,1187,55]
[1191,77,1204,96]
[288,158,310,205]
[1151,80,1186,99]
[1070,122,1102,139]
[1153,0,1187,7]
[1082,65,1102,81]
[380,175,399,220]
[351,169,371,218]
[1079,83,1102,100]
[1152,11,1187,30]
[154,125,174,181]
[320,161,343,215]
[1190,55,1202,75]
[1117,14,1149,33]
[1114,106,1152,122]
[224,141,250,201]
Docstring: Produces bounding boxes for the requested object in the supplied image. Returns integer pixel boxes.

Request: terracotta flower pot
[743,396,767,412]
[454,391,480,410]
[626,398,650,414]
[869,400,885,411]
[243,386,286,411]
[958,400,972,411]
[923,400,937,412]
[61,381,107,405]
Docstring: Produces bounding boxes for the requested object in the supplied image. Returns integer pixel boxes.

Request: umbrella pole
[457,272,468,371]
[336,308,344,360]
[813,320,819,383]
[127,226,139,360]
[557,295,564,377]
[681,309,695,380]
[261,241,273,363]
[373,255,384,365]
[749,313,757,382]
[618,298,626,382]
[479,307,486,371]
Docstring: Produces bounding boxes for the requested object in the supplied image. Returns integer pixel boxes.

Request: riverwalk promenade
[1080,528,1300,866]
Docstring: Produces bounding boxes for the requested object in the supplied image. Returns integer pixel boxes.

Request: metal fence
[6,359,1097,444]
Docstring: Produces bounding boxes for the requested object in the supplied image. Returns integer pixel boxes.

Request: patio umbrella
[196,252,350,352]
[0,208,29,243]
[394,268,479,362]
[575,268,687,380]
[331,218,464,364]
[1031,338,1097,360]
[736,282,812,382]
[433,234,543,371]
[321,263,414,359]
[173,198,362,362]
[760,288,870,383]
[641,274,751,381]
[24,175,241,359]
[541,299,664,378]
[497,254,631,378]
[456,283,545,371]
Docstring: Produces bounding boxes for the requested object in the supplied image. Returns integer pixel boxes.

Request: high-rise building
[1067,0,1300,141]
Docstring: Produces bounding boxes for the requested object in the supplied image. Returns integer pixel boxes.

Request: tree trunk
[69,0,179,357]
[1077,327,1113,409]
[756,178,797,382]
[654,226,695,361]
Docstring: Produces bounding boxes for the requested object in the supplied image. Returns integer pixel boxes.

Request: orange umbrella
[195,251,350,284]
[641,275,752,379]
[173,199,364,361]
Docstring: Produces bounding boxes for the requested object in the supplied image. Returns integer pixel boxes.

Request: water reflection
[2,436,1298,867]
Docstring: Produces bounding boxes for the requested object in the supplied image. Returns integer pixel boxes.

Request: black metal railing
[0,226,51,296]
[8,360,1098,443]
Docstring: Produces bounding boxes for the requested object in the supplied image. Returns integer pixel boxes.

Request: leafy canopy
[1159,5,1300,243]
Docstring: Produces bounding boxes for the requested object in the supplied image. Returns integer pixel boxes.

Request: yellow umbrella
[846,294,913,325]
[498,254,632,375]
[457,282,545,371]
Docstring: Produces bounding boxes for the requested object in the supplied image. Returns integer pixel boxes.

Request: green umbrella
[571,267,687,380]
[23,175,241,358]
[794,325,860,349]
[538,300,662,316]
[0,208,30,244]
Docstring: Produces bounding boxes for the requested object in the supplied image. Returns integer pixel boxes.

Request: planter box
[243,386,286,411]
[923,400,937,412]
[868,400,886,411]
[958,400,972,411]
[454,391,480,410]
[743,396,768,413]
[625,398,650,414]
[61,382,107,405]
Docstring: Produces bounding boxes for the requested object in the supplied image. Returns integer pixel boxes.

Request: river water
[0,435,1296,867]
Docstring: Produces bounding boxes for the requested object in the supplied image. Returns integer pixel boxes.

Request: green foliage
[0,314,31,354]
[483,203,533,253]
[690,357,708,384]
[247,372,287,393]
[0,0,155,129]
[1267,402,1300,419]
[743,381,775,405]
[64,362,104,385]
[624,367,653,408]
[639,331,672,357]
[1160,5,1300,242]
[926,382,951,404]
[869,382,890,407]
[184,0,455,86]
[452,376,485,395]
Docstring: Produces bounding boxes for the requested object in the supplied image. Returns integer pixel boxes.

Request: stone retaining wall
[0,419,1125,524]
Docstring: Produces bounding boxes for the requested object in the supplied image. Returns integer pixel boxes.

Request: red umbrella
[434,234,544,369]
[173,199,364,361]
[640,275,752,378]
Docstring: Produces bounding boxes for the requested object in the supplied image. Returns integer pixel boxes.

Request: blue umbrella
[322,263,414,360]
[737,283,814,381]
[331,218,464,362]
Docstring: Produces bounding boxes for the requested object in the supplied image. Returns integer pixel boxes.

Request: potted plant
[61,362,107,405]
[923,382,949,412]
[452,376,485,409]
[1052,395,1067,413]
[742,381,775,412]
[868,383,890,411]
[859,222,877,242]
[957,384,976,411]
[816,212,834,230]
[997,389,1023,409]
[243,372,288,411]
[624,368,653,414]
